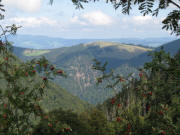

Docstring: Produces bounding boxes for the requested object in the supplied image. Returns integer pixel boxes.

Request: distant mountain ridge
[9,34,177,49]
[156,38,180,55]
[130,38,180,66]
[12,42,152,104]
[12,39,180,104]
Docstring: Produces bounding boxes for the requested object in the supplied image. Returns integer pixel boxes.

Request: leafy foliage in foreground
[1,0,180,134]
[0,31,68,134]
[0,5,85,134]
[1,19,180,135]
[33,108,115,135]
[32,48,180,135]
[95,48,180,135]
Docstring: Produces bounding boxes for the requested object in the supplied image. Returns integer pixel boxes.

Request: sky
[1,0,179,39]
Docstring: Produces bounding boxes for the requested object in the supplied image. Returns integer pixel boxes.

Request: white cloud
[71,11,113,26]
[8,17,58,27]
[3,0,42,12]
[132,16,153,24]
[135,16,162,25]
[82,11,113,26]
[70,16,87,26]
[122,15,162,26]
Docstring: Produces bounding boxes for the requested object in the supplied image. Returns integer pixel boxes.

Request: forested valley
[0,0,180,135]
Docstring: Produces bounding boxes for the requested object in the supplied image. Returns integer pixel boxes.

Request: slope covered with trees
[95,48,180,134]
[130,38,180,66]
[0,0,180,134]
[13,42,151,104]
[12,39,180,105]
[0,46,90,113]
[31,48,180,135]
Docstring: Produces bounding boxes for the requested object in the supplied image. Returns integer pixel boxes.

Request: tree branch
[169,0,180,9]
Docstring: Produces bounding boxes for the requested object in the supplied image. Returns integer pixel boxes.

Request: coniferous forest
[0,0,180,135]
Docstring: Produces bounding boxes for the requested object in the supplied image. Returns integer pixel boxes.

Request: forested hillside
[2,38,180,135]
[0,49,89,113]
[13,42,152,104]
[12,39,180,104]
[130,39,180,66]
[1,0,180,134]
[95,48,180,135]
